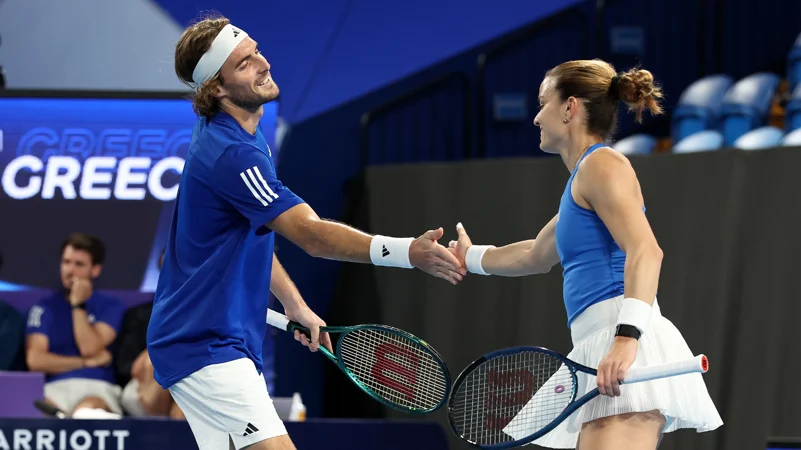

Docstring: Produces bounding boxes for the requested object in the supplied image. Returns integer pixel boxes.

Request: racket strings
[338,328,448,411]
[450,351,576,446]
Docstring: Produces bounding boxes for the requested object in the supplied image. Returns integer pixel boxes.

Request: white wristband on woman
[616,297,653,335]
[369,235,415,269]
[465,245,494,275]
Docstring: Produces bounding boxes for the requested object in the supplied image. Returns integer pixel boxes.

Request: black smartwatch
[615,324,641,340]
[71,303,86,311]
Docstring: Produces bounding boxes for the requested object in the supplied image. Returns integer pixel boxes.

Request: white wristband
[616,297,653,335]
[465,245,494,275]
[369,235,414,269]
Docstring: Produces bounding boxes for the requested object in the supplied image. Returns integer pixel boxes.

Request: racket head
[330,324,452,414]
[447,346,581,449]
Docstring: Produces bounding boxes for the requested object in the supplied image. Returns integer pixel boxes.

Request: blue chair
[719,73,781,146]
[613,134,657,155]
[732,126,785,150]
[671,75,734,143]
[785,84,801,132]
[672,130,725,154]
[788,32,801,92]
[781,128,801,146]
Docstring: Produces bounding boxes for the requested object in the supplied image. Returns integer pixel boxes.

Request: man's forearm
[301,219,374,262]
[72,309,104,357]
[306,220,420,271]
[270,254,306,311]
[27,351,84,375]
[268,204,415,269]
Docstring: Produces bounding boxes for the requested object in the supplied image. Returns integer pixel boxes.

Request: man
[146,15,465,450]
[26,233,127,417]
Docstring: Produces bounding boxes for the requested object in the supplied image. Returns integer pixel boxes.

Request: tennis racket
[266,308,451,414]
[447,345,709,449]
[34,400,67,419]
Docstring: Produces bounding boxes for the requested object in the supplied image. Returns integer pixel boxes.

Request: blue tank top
[555,143,633,326]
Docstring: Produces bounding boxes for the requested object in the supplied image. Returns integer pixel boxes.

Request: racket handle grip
[266,309,312,339]
[266,308,290,331]
[623,354,709,384]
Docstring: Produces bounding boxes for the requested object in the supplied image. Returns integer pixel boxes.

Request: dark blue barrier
[0,418,450,450]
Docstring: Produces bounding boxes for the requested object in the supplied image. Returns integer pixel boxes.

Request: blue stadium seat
[671,75,734,143]
[781,128,801,146]
[732,126,785,150]
[719,72,781,146]
[785,84,801,132]
[613,134,657,155]
[672,130,725,154]
[788,32,801,92]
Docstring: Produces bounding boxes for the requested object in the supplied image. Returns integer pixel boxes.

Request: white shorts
[168,358,287,450]
[44,378,123,415]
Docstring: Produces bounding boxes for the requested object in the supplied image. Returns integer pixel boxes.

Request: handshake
[406,222,476,285]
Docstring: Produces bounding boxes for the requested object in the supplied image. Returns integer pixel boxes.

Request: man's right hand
[409,228,466,285]
[69,277,93,306]
[84,350,112,368]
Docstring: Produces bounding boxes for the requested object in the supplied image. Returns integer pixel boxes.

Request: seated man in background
[115,250,184,419]
[25,233,126,418]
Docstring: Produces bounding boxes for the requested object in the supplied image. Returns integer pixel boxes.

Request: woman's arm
[449,214,560,277]
[575,149,663,311]
[574,147,663,398]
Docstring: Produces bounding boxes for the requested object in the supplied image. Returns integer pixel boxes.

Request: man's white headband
[191,24,248,89]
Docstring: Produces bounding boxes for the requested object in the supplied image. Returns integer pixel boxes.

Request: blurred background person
[25,234,126,418]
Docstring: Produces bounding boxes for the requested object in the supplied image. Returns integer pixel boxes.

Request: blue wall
[154,0,583,123]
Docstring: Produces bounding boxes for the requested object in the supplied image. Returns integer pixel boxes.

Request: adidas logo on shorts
[243,422,259,436]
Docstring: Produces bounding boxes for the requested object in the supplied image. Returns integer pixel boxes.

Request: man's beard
[227,85,275,111]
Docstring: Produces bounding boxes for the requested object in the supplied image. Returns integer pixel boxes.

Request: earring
[563,117,569,123]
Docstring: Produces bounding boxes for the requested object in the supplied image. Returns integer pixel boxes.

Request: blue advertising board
[0,92,278,297]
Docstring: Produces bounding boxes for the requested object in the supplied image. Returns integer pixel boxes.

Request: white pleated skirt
[504,296,723,448]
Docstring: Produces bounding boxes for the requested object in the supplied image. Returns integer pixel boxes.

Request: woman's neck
[563,134,604,172]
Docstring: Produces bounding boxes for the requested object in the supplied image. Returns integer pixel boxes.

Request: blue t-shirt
[147,110,304,389]
[25,292,126,383]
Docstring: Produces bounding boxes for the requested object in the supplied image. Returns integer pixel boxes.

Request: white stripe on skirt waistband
[570,295,661,345]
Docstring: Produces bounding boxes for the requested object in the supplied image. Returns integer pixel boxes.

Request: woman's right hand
[448,222,473,270]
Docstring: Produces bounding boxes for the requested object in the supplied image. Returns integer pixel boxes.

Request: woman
[448,59,722,449]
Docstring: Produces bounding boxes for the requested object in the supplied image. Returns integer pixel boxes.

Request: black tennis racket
[34,400,67,418]
[447,345,709,449]
[266,308,451,414]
